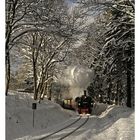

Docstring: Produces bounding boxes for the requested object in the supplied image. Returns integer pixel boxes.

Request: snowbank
[92,103,108,116]
[6,92,134,140]
[73,105,134,140]
[6,92,76,140]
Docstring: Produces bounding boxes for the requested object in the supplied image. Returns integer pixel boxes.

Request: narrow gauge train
[62,93,93,114]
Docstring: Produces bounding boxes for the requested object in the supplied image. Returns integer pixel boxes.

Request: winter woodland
[5,0,135,139]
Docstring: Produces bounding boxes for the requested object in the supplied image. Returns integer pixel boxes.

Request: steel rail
[58,116,89,140]
[38,116,81,140]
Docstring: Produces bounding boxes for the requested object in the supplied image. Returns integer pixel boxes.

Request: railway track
[38,116,89,140]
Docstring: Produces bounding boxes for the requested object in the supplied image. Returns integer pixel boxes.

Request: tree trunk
[5,0,17,96]
[126,65,131,107]
[49,83,52,101]
[107,76,112,104]
[5,36,11,96]
[116,81,120,105]
[5,51,10,96]
[126,49,132,108]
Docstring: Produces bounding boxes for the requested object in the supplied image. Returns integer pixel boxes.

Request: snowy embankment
[6,92,76,140]
[6,92,134,140]
[77,105,134,140]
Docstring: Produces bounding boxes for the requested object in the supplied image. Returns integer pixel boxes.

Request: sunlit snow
[6,91,134,140]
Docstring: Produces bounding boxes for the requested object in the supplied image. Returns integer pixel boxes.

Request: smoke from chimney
[60,65,94,99]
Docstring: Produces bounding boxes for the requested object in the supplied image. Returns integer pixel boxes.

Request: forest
[5,0,134,108]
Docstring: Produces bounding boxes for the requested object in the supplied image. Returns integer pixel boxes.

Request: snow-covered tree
[75,0,134,107]
[101,0,134,107]
[9,0,84,100]
[5,0,33,95]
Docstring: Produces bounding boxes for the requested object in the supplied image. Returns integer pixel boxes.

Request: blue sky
[66,0,76,3]
[65,0,76,6]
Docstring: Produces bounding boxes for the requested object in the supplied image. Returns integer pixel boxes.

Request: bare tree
[5,0,36,95]
[6,0,70,95]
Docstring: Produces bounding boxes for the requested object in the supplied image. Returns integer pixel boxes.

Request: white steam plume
[60,65,94,99]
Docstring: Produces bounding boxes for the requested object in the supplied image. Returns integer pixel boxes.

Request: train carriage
[62,98,76,110]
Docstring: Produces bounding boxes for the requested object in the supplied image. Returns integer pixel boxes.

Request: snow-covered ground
[6,91,134,140]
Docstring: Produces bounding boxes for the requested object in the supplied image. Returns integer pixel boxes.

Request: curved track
[38,116,81,140]
[38,116,89,140]
[58,116,89,140]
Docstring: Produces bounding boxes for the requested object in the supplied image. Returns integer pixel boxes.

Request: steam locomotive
[75,94,93,114]
[62,92,94,115]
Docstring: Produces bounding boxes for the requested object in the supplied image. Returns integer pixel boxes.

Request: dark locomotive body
[76,95,93,114]
[61,94,93,115]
